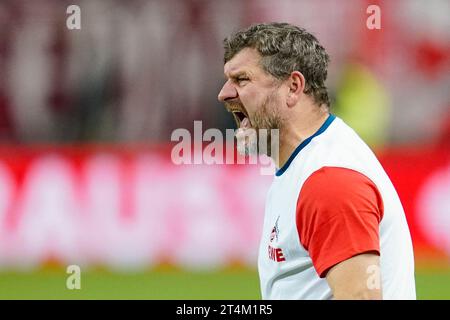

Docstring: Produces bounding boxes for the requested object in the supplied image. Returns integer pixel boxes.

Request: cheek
[241,89,264,112]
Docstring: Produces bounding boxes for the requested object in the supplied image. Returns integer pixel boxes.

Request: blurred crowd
[0,0,448,147]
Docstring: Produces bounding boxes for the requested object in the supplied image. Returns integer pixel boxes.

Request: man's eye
[237,78,249,83]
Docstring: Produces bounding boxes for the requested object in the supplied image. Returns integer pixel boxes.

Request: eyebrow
[224,70,250,80]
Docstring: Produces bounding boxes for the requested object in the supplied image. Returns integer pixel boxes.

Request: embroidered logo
[268,216,285,262]
[270,216,280,242]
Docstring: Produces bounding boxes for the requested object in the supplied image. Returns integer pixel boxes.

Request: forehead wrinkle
[224,49,261,78]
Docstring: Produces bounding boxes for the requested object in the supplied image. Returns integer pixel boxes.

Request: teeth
[240,117,250,129]
[231,113,240,128]
[228,107,250,129]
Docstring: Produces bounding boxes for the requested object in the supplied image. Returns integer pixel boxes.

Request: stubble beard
[236,92,283,157]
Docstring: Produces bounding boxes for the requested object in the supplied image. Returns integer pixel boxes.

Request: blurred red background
[0,144,448,270]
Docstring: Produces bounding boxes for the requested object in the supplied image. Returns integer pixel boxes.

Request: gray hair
[223,22,330,108]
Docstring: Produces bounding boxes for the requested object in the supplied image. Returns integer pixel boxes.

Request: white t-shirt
[258,114,416,299]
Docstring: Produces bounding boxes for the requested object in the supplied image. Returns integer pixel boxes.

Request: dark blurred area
[0,0,448,147]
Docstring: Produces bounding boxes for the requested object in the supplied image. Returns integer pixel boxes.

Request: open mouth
[227,106,251,129]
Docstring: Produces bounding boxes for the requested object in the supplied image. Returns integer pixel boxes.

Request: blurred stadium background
[0,0,449,299]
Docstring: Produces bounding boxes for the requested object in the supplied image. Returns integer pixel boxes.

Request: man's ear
[286,71,306,108]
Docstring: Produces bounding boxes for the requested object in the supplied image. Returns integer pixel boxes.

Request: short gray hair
[223,22,330,108]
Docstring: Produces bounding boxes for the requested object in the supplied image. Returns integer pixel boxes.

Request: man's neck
[274,106,330,169]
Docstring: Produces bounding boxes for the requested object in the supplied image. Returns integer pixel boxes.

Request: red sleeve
[296,167,384,278]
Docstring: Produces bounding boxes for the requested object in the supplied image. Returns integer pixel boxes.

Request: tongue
[240,117,250,129]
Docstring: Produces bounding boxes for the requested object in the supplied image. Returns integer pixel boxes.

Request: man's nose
[218,80,238,102]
